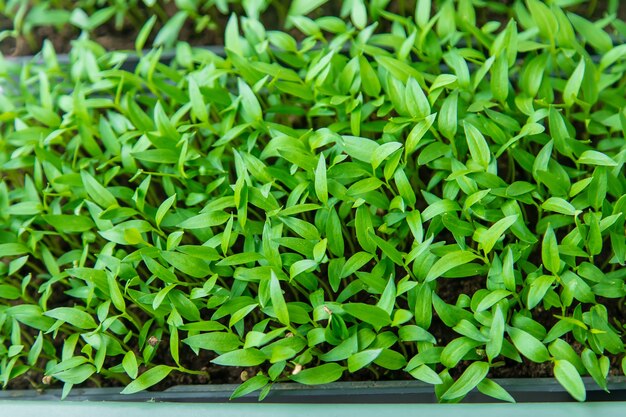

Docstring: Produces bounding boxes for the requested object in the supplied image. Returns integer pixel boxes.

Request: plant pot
[2,377,626,402]
[1,378,626,417]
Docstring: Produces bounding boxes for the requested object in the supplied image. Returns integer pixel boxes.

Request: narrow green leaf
[405,77,430,120]
[212,348,267,367]
[183,332,242,353]
[577,150,617,167]
[477,378,515,403]
[270,271,290,325]
[230,375,270,400]
[554,360,586,401]
[441,361,490,400]
[368,231,404,265]
[542,224,561,274]
[425,251,479,282]
[314,154,328,204]
[44,307,97,330]
[438,92,458,140]
[406,114,436,156]
[527,275,555,309]
[347,349,382,372]
[122,351,138,380]
[188,78,208,123]
[342,303,392,328]
[135,15,157,52]
[479,215,518,254]
[290,363,344,385]
[463,121,491,169]
[410,364,443,385]
[562,59,585,107]
[508,327,550,363]
[487,305,505,362]
[81,170,117,208]
[121,365,175,394]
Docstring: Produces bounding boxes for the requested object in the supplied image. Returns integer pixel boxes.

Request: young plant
[0,0,625,403]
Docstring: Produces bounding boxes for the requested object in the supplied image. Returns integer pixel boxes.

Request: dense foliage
[1,0,626,403]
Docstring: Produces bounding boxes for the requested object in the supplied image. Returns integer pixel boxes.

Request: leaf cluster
[1,0,625,403]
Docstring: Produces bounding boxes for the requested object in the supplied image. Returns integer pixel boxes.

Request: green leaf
[359,56,381,96]
[342,135,380,163]
[562,59,585,108]
[314,154,328,204]
[368,231,404,265]
[581,348,608,391]
[438,92,458,140]
[288,0,328,18]
[541,198,577,216]
[135,15,157,52]
[121,365,175,394]
[527,275,555,309]
[44,307,97,330]
[342,303,392,328]
[568,12,613,52]
[51,364,95,385]
[405,77,430,120]
[491,54,508,102]
[508,327,550,363]
[154,11,187,48]
[415,0,431,28]
[183,332,242,353]
[122,351,138,379]
[542,225,561,274]
[212,348,267,367]
[238,79,263,123]
[441,361,490,400]
[406,114,436,156]
[577,150,617,167]
[161,251,212,278]
[554,360,586,401]
[347,349,383,372]
[81,170,117,208]
[178,212,231,229]
[441,337,482,368]
[425,251,479,282]
[409,364,443,385]
[41,215,94,233]
[290,363,344,385]
[399,325,436,343]
[155,194,176,228]
[478,215,518,254]
[526,0,557,44]
[463,121,491,169]
[230,374,270,400]
[188,78,208,123]
[477,378,515,403]
[486,305,505,362]
[502,247,516,292]
[377,276,396,316]
[270,271,290,325]
[0,243,29,258]
[341,252,373,278]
